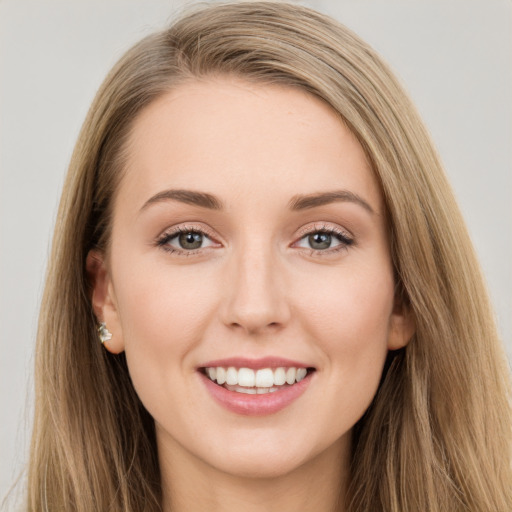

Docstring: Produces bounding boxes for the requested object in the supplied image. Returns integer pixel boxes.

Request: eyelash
[156,224,219,257]
[155,223,354,257]
[295,223,354,256]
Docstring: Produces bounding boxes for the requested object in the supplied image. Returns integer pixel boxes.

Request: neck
[158,433,350,512]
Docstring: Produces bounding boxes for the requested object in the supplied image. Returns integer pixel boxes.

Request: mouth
[197,357,317,415]
[200,365,316,395]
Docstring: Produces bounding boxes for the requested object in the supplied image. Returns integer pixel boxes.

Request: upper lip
[199,356,314,370]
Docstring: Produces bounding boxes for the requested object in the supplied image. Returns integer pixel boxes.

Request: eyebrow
[288,190,375,214]
[140,188,374,214]
[140,189,223,212]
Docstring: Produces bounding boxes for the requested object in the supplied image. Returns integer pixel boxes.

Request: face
[89,78,413,480]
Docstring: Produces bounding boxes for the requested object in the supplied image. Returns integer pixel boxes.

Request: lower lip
[200,371,313,416]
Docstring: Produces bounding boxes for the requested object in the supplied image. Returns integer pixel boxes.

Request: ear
[85,250,125,354]
[387,293,416,351]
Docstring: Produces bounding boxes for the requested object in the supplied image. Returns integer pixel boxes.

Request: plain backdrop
[1,0,511,504]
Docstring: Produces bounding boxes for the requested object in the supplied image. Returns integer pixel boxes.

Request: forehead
[117,78,383,217]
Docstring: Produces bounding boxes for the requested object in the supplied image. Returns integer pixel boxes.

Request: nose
[220,244,291,336]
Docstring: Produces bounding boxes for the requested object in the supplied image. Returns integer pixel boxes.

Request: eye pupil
[309,232,331,250]
[179,231,203,250]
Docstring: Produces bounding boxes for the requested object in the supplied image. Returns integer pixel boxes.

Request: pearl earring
[98,322,112,344]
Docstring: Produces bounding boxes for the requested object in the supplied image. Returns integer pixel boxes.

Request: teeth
[226,367,238,385]
[238,367,255,387]
[296,368,307,382]
[273,367,286,386]
[225,384,280,394]
[216,367,226,385]
[255,368,274,387]
[204,365,311,389]
[285,367,296,385]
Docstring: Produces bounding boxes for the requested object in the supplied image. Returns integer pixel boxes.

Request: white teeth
[226,367,238,385]
[255,368,274,387]
[204,365,311,389]
[296,368,307,382]
[225,384,279,394]
[285,367,296,385]
[216,367,226,385]
[274,367,286,385]
[238,368,255,387]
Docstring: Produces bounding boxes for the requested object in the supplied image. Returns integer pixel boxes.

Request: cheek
[298,261,394,347]
[112,258,221,396]
[296,263,394,419]
[115,251,220,335]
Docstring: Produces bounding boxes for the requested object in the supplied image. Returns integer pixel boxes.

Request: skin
[88,78,415,512]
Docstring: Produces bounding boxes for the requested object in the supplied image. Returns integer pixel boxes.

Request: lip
[198,356,311,370]
[199,367,314,416]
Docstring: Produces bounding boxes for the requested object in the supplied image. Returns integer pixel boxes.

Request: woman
[26,2,511,511]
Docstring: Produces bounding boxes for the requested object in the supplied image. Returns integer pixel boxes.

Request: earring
[98,322,112,344]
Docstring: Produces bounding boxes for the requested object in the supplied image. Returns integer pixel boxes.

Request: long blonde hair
[28,2,512,510]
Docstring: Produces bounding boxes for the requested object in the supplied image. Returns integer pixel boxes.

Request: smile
[199,359,316,416]
[203,366,311,394]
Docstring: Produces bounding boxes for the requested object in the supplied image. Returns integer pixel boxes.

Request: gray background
[1,0,511,504]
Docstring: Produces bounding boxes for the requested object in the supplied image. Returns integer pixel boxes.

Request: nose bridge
[222,236,289,334]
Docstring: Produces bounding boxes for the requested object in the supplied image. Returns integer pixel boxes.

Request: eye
[294,225,354,253]
[302,232,335,250]
[174,231,209,250]
[157,227,218,253]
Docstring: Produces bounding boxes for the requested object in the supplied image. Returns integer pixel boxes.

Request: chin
[200,430,339,481]
[211,451,310,480]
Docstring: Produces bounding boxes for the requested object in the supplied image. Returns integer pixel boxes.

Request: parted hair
[27,2,512,511]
